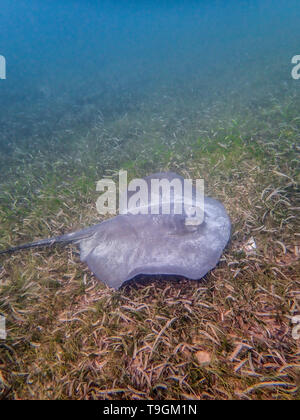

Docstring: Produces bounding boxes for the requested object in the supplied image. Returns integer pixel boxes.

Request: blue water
[0,0,299,179]
[0,0,299,103]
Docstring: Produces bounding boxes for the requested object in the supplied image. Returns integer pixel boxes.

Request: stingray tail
[0,238,58,255]
[0,227,94,256]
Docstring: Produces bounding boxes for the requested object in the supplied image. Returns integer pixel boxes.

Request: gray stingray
[0,172,231,289]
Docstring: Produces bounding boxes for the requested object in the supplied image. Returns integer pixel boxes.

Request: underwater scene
[0,0,299,400]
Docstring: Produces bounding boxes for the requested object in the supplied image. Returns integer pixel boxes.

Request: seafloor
[0,69,299,399]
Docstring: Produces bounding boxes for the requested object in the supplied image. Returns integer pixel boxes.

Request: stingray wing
[79,196,230,289]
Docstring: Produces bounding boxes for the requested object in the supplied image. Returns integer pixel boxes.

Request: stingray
[0,172,231,289]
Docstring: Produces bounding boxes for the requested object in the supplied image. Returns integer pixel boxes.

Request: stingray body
[0,172,231,289]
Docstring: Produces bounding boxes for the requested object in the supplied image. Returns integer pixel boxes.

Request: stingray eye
[184,216,202,232]
[185,205,195,217]
[184,205,204,231]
